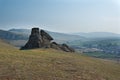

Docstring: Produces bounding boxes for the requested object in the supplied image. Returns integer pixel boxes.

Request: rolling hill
[0,30,27,40]
[73,32,120,38]
[0,39,120,80]
[9,29,120,39]
[0,29,28,47]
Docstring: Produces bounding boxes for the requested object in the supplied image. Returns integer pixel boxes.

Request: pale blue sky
[0,0,120,33]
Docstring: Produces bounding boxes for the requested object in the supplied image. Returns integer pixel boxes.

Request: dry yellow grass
[0,39,120,80]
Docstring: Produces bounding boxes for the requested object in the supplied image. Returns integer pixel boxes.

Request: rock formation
[60,44,75,52]
[21,28,75,52]
[50,42,62,50]
[21,28,42,49]
[40,30,53,48]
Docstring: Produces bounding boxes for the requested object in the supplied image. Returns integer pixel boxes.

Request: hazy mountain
[9,29,30,35]
[9,29,86,43]
[5,28,85,47]
[0,29,27,40]
[10,29,120,40]
[73,32,120,38]
[2,28,120,48]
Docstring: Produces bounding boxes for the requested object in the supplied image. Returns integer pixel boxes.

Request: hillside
[0,30,27,40]
[0,40,120,80]
[73,32,120,38]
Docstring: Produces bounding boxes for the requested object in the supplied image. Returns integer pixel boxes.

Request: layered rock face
[21,28,42,49]
[21,28,74,52]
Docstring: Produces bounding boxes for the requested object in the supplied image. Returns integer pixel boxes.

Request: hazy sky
[0,0,120,33]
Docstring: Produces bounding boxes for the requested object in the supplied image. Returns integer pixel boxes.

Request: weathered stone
[50,42,61,50]
[21,28,42,49]
[60,44,75,52]
[21,28,75,52]
[41,30,53,40]
[50,42,75,52]
[40,30,53,48]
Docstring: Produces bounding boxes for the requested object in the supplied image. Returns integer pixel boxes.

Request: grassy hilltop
[0,39,120,80]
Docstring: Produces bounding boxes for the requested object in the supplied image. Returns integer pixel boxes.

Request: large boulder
[50,42,75,52]
[60,44,75,52]
[40,30,53,48]
[50,42,62,50]
[21,28,42,49]
[21,28,75,52]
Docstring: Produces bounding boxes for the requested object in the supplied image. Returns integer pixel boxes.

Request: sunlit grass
[0,40,120,80]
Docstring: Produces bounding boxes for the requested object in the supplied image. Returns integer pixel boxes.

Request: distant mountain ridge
[1,28,120,47]
[8,29,86,42]
[0,28,86,47]
[9,29,31,35]
[0,29,27,40]
[9,29,120,39]
[73,32,120,38]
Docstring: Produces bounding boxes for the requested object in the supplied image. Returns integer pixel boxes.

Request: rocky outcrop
[50,42,62,50]
[21,28,75,52]
[60,44,75,52]
[50,42,75,52]
[21,28,42,49]
[40,30,53,48]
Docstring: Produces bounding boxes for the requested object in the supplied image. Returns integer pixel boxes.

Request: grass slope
[0,40,120,80]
